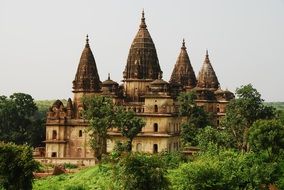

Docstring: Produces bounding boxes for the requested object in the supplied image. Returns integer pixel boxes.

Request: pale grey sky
[0,0,284,101]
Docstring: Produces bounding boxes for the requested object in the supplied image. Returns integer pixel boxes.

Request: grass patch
[33,164,120,190]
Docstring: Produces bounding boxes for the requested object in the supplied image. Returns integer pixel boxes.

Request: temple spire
[124,11,161,80]
[169,39,196,88]
[196,50,219,89]
[72,35,101,92]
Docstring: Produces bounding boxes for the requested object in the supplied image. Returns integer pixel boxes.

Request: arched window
[79,130,83,137]
[153,144,158,153]
[154,105,158,113]
[136,143,142,152]
[153,123,158,132]
[52,130,57,140]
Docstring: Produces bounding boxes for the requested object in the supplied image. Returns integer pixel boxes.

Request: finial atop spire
[181,38,186,49]
[85,34,89,47]
[140,9,147,29]
[204,49,210,63]
[108,73,110,80]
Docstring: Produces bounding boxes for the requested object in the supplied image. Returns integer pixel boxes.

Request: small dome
[149,73,169,93]
[101,73,118,86]
[52,100,63,108]
[101,74,119,94]
[150,79,168,86]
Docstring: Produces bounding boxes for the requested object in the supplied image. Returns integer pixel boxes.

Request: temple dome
[196,50,219,90]
[169,39,197,88]
[123,11,162,80]
[149,73,169,93]
[72,35,101,92]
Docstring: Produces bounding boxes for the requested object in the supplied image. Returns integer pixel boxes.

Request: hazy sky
[0,0,284,101]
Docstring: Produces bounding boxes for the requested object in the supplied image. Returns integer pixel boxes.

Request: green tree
[249,119,284,161]
[117,153,169,190]
[169,147,280,190]
[83,96,145,158]
[196,126,233,150]
[0,93,42,146]
[0,142,39,190]
[115,107,145,152]
[83,96,116,160]
[178,92,210,145]
[222,84,276,151]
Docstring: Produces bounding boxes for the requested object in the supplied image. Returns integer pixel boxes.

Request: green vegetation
[0,142,39,190]
[178,92,210,146]
[83,96,145,158]
[2,86,284,189]
[33,165,118,190]
[0,93,45,147]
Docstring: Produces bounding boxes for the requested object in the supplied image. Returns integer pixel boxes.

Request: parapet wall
[35,157,97,166]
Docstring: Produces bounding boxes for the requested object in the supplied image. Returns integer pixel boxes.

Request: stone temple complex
[44,11,234,159]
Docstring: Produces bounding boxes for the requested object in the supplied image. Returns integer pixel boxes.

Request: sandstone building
[44,11,234,158]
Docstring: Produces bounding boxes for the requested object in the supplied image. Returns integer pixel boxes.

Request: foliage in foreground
[33,165,118,190]
[0,142,39,190]
[117,153,169,190]
[34,153,171,190]
[169,146,283,190]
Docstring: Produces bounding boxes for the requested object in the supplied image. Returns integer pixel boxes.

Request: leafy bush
[158,151,188,169]
[0,142,39,190]
[64,163,78,169]
[116,153,169,190]
[169,148,282,190]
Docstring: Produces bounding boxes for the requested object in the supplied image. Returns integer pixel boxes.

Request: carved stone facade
[45,11,234,158]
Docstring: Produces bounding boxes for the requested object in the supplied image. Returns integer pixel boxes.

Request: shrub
[117,153,169,190]
[0,142,39,190]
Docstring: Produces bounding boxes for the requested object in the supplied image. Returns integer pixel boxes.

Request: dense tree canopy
[178,92,210,145]
[83,95,145,159]
[0,142,39,190]
[249,119,284,160]
[222,84,277,151]
[0,93,44,147]
[83,96,116,160]
[169,147,282,190]
[117,153,169,190]
[115,107,145,152]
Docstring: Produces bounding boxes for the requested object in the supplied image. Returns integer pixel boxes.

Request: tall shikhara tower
[72,35,101,112]
[123,11,162,102]
[170,39,197,90]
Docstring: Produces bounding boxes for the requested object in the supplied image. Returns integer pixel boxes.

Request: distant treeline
[265,102,284,111]
[35,99,67,114]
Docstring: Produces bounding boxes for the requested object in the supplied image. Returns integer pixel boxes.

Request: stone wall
[35,157,97,166]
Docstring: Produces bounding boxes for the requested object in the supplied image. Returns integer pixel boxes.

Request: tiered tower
[123,11,162,102]
[169,39,197,90]
[72,35,101,116]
